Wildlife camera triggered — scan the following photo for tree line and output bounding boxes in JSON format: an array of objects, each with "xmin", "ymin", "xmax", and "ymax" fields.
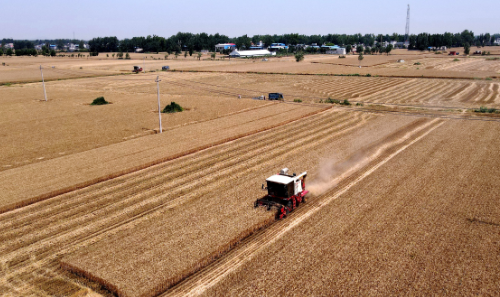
[{"xmin": 3, "ymin": 30, "xmax": 499, "ymax": 56}]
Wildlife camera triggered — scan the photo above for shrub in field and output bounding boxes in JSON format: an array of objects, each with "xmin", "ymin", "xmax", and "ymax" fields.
[
  {"xmin": 162, "ymin": 102, "xmax": 183, "ymax": 113},
  {"xmin": 356, "ymin": 102, "xmax": 364, "ymax": 106},
  {"xmin": 414, "ymin": 62, "xmax": 421, "ymax": 65},
  {"xmin": 366, "ymin": 74, "xmax": 371, "ymax": 77},
  {"xmin": 325, "ymin": 98, "xmax": 340, "ymax": 104},
  {"xmin": 294, "ymin": 52, "xmax": 304, "ymax": 62},
  {"xmin": 338, "ymin": 55, "xmax": 346, "ymax": 58},
  {"xmin": 453, "ymin": 58, "xmax": 459, "ymax": 61},
  {"xmin": 90, "ymin": 97, "xmax": 109, "ymax": 105},
  {"xmin": 293, "ymin": 99, "xmax": 302, "ymax": 102},
  {"xmin": 340, "ymin": 99, "xmax": 351, "ymax": 105},
  {"xmin": 125, "ymin": 53, "xmax": 130, "ymax": 59},
  {"xmin": 474, "ymin": 106, "xmax": 497, "ymax": 113}
]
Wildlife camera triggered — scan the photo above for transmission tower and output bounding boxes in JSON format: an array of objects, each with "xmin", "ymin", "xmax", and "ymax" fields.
[{"xmin": 405, "ymin": 4, "xmax": 410, "ymax": 43}]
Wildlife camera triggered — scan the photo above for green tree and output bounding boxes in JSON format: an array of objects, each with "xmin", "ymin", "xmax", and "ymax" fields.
[
  {"xmin": 189, "ymin": 48, "xmax": 193, "ymax": 56},
  {"xmin": 197, "ymin": 52, "xmax": 202, "ymax": 60},
  {"xmin": 345, "ymin": 44, "xmax": 352, "ymax": 54},
  {"xmin": 6, "ymin": 48, "xmax": 13, "ymax": 56},
  {"xmin": 356, "ymin": 44, "xmax": 364, "ymax": 54},
  {"xmin": 79, "ymin": 40, "xmax": 84, "ymax": 50},
  {"xmin": 464, "ymin": 42, "xmax": 470, "ymax": 55},
  {"xmin": 294, "ymin": 52, "xmax": 304, "ymax": 62},
  {"xmin": 358, "ymin": 53, "xmax": 364, "ymax": 66},
  {"xmin": 210, "ymin": 52, "xmax": 216, "ymax": 60},
  {"xmin": 184, "ymin": 51, "xmax": 188, "ymax": 58},
  {"xmin": 370, "ymin": 47, "xmax": 377, "ymax": 55},
  {"xmin": 385, "ymin": 44, "xmax": 393, "ymax": 55},
  {"xmin": 175, "ymin": 52, "xmax": 180, "ymax": 59},
  {"xmin": 0, "ymin": 48, "xmax": 3, "ymax": 56},
  {"xmin": 164, "ymin": 54, "xmax": 169, "ymax": 60},
  {"xmin": 112, "ymin": 53, "xmax": 115, "ymax": 58},
  {"xmin": 125, "ymin": 53, "xmax": 130, "ymax": 59},
  {"xmin": 50, "ymin": 49, "xmax": 56, "ymax": 57}
]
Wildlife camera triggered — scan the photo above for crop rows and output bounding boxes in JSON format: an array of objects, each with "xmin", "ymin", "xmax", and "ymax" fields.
[
  {"xmin": 163, "ymin": 118, "xmax": 447, "ymax": 297},
  {"xmin": 294, "ymin": 76, "xmax": 500, "ymax": 107},
  {"xmin": 0, "ymin": 108, "xmax": 373, "ymax": 296},
  {"xmin": 193, "ymin": 119, "xmax": 500, "ymax": 297},
  {"xmin": 295, "ymin": 77, "xmax": 407, "ymax": 99}
]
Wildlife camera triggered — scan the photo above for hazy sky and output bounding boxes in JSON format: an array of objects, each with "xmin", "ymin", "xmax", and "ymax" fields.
[{"xmin": 2, "ymin": 0, "xmax": 499, "ymax": 40}]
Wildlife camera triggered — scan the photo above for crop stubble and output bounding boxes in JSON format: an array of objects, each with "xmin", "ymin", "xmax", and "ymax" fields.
[{"xmin": 184, "ymin": 119, "xmax": 500, "ymax": 297}]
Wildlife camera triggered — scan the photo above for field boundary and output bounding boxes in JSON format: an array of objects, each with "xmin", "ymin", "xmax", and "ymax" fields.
[{"xmin": 0, "ymin": 106, "xmax": 329, "ymax": 215}]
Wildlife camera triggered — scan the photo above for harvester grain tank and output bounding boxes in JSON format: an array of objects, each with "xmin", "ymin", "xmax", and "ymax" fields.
[{"xmin": 255, "ymin": 168, "xmax": 308, "ymax": 219}]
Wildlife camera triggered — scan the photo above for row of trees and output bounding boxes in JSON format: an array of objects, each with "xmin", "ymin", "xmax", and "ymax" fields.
[{"xmin": 87, "ymin": 30, "xmax": 498, "ymax": 54}]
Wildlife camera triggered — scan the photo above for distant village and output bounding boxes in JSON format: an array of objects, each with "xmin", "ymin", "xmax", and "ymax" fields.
[{"xmin": 217, "ymin": 40, "xmax": 411, "ymax": 57}]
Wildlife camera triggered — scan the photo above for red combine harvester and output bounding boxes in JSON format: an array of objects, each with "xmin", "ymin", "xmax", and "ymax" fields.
[
  {"xmin": 133, "ymin": 66, "xmax": 143, "ymax": 73},
  {"xmin": 254, "ymin": 168, "xmax": 308, "ymax": 219}
]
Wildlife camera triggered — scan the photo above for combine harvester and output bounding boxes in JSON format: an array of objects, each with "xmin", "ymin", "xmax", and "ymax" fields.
[{"xmin": 255, "ymin": 168, "xmax": 308, "ymax": 219}]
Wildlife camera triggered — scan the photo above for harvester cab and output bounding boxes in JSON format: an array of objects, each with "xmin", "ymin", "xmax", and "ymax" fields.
[
  {"xmin": 255, "ymin": 168, "xmax": 308, "ymax": 220},
  {"xmin": 133, "ymin": 66, "xmax": 143, "ymax": 73}
]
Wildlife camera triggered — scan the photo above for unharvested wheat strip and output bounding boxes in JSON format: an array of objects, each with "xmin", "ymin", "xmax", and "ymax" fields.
[
  {"xmin": 0, "ymin": 109, "xmax": 339, "ymax": 239},
  {"xmin": 0, "ymin": 103, "xmax": 322, "ymax": 214},
  {"xmin": 1, "ymin": 112, "xmax": 368, "ymax": 262},
  {"xmin": 3, "ymin": 114, "xmax": 368, "ymax": 262},
  {"xmin": 163, "ymin": 119, "xmax": 446, "ymax": 297},
  {"xmin": 0, "ymin": 112, "xmax": 356, "ymax": 253}
]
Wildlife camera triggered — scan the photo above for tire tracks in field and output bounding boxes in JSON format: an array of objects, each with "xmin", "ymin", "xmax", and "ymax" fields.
[{"xmin": 162, "ymin": 118, "xmax": 446, "ymax": 297}]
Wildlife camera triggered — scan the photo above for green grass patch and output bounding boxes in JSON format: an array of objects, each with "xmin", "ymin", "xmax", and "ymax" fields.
[
  {"xmin": 90, "ymin": 96, "xmax": 109, "ymax": 105},
  {"xmin": 293, "ymin": 99, "xmax": 302, "ymax": 103},
  {"xmin": 474, "ymin": 106, "xmax": 497, "ymax": 113},
  {"xmin": 356, "ymin": 102, "xmax": 364, "ymax": 106},
  {"xmin": 486, "ymin": 57, "xmax": 499, "ymax": 61},
  {"xmin": 453, "ymin": 58, "xmax": 459, "ymax": 61},
  {"xmin": 162, "ymin": 101, "xmax": 184, "ymax": 113}
]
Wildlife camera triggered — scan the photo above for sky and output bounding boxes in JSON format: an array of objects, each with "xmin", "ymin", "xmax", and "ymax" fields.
[{"xmin": 1, "ymin": 0, "xmax": 499, "ymax": 40}]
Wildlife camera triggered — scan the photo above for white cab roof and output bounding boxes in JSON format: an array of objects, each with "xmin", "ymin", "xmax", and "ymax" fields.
[{"xmin": 266, "ymin": 174, "xmax": 294, "ymax": 185}]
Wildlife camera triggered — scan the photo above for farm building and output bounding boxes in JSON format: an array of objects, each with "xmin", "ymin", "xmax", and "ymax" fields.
[
  {"xmin": 215, "ymin": 43, "xmax": 236, "ymax": 52},
  {"xmin": 326, "ymin": 48, "xmax": 347, "ymax": 55},
  {"xmin": 229, "ymin": 49, "xmax": 275, "ymax": 57},
  {"xmin": 494, "ymin": 38, "xmax": 500, "ymax": 45},
  {"xmin": 267, "ymin": 43, "xmax": 288, "ymax": 51}
]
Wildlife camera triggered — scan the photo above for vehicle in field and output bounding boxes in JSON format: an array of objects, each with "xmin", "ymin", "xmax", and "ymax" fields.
[
  {"xmin": 254, "ymin": 168, "xmax": 308, "ymax": 219},
  {"xmin": 268, "ymin": 93, "xmax": 284, "ymax": 100},
  {"xmin": 133, "ymin": 66, "xmax": 143, "ymax": 73},
  {"xmin": 449, "ymin": 51, "xmax": 460, "ymax": 56},
  {"xmin": 162, "ymin": 66, "xmax": 170, "ymax": 71}
]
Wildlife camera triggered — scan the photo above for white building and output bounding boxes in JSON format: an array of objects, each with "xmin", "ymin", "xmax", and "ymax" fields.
[
  {"xmin": 215, "ymin": 43, "xmax": 236, "ymax": 51},
  {"xmin": 326, "ymin": 48, "xmax": 347, "ymax": 55},
  {"xmin": 229, "ymin": 49, "xmax": 275, "ymax": 57},
  {"xmin": 494, "ymin": 38, "xmax": 500, "ymax": 45}
]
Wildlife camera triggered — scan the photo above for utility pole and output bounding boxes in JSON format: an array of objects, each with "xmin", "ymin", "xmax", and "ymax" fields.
[
  {"xmin": 405, "ymin": 4, "xmax": 410, "ymax": 45},
  {"xmin": 40, "ymin": 65, "xmax": 47, "ymax": 101},
  {"xmin": 156, "ymin": 76, "xmax": 162, "ymax": 133}
]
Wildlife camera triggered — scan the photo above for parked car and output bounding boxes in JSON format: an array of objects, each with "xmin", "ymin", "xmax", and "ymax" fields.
[{"xmin": 162, "ymin": 66, "xmax": 170, "ymax": 71}]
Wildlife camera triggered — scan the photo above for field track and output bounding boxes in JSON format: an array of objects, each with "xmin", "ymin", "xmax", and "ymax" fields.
[{"xmin": 162, "ymin": 118, "xmax": 446, "ymax": 297}]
